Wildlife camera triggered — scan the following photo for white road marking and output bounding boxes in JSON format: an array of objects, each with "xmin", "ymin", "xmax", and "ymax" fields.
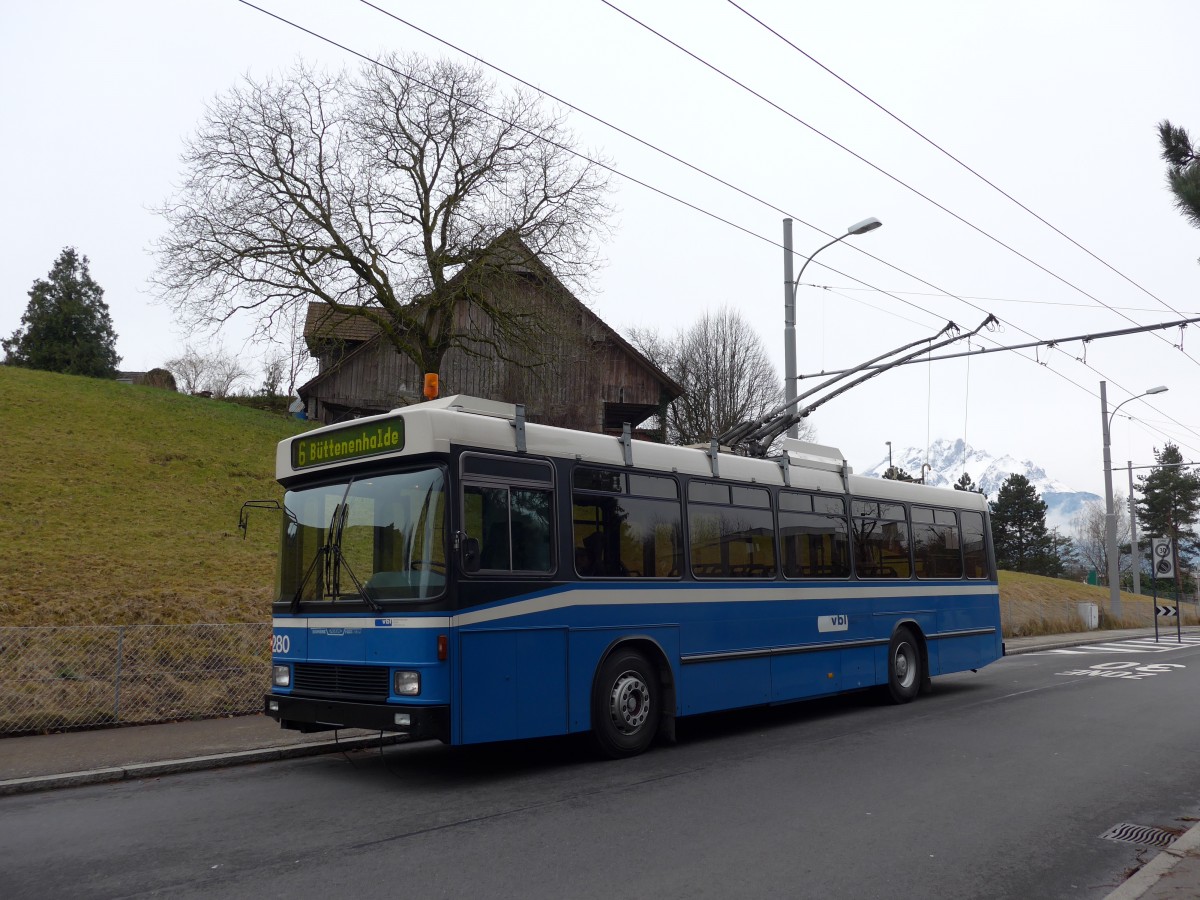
[{"xmin": 1037, "ymin": 634, "xmax": 1200, "ymax": 656}]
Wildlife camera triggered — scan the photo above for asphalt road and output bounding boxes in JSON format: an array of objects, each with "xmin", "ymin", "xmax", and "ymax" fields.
[{"xmin": 3, "ymin": 635, "xmax": 1199, "ymax": 900}]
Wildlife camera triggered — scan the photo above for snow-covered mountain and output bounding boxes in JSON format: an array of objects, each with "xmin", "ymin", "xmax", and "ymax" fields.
[{"xmin": 861, "ymin": 438, "xmax": 1100, "ymax": 531}]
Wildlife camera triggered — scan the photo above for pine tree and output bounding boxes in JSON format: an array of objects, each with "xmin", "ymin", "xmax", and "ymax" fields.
[
  {"xmin": 953, "ymin": 472, "xmax": 981, "ymax": 494},
  {"xmin": 1135, "ymin": 443, "xmax": 1200, "ymax": 596},
  {"xmin": 3, "ymin": 248, "xmax": 120, "ymax": 377},
  {"xmin": 1158, "ymin": 120, "xmax": 1200, "ymax": 232},
  {"xmin": 1049, "ymin": 528, "xmax": 1078, "ymax": 577},
  {"xmin": 990, "ymin": 473, "xmax": 1059, "ymax": 575}
]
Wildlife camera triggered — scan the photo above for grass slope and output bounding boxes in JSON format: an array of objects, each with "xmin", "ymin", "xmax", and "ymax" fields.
[
  {"xmin": 999, "ymin": 570, "xmax": 1197, "ymax": 634},
  {"xmin": 1, "ymin": 366, "xmax": 308, "ymax": 626}
]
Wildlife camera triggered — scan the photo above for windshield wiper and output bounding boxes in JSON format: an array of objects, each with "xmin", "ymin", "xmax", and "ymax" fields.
[
  {"xmin": 326, "ymin": 502, "xmax": 382, "ymax": 611},
  {"xmin": 290, "ymin": 500, "xmax": 381, "ymax": 613},
  {"xmin": 290, "ymin": 541, "xmax": 328, "ymax": 614},
  {"xmin": 328, "ymin": 550, "xmax": 382, "ymax": 612}
]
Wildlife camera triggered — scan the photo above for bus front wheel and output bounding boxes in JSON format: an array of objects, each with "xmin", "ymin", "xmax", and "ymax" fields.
[
  {"xmin": 885, "ymin": 627, "xmax": 922, "ymax": 704},
  {"xmin": 591, "ymin": 649, "xmax": 659, "ymax": 758}
]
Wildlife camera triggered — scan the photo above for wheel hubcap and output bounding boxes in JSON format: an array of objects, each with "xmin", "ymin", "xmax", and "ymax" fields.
[
  {"xmin": 895, "ymin": 643, "xmax": 916, "ymax": 689},
  {"xmin": 609, "ymin": 671, "xmax": 650, "ymax": 734}
]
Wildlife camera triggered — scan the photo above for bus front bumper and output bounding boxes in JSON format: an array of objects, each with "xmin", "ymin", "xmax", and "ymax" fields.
[{"xmin": 264, "ymin": 693, "xmax": 449, "ymax": 742}]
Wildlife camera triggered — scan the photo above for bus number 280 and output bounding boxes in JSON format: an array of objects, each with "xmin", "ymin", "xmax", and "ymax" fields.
[{"xmin": 271, "ymin": 634, "xmax": 291, "ymax": 654}]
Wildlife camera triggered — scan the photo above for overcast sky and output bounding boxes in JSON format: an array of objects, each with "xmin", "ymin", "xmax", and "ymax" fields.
[{"xmin": 4, "ymin": 0, "xmax": 1199, "ymax": 497}]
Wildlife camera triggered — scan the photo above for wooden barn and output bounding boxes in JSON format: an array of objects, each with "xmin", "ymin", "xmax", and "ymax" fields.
[{"xmin": 297, "ymin": 250, "xmax": 682, "ymax": 437}]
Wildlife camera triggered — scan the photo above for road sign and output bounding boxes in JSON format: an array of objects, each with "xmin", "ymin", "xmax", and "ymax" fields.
[
  {"xmin": 1156, "ymin": 604, "xmax": 1178, "ymax": 618},
  {"xmin": 1152, "ymin": 538, "xmax": 1175, "ymax": 579}
]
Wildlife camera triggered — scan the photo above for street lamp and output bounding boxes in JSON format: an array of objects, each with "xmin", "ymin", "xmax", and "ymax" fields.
[
  {"xmin": 783, "ymin": 217, "xmax": 883, "ymax": 438},
  {"xmin": 1101, "ymin": 381, "xmax": 1167, "ymax": 618},
  {"xmin": 886, "ymin": 440, "xmax": 893, "ymax": 469}
]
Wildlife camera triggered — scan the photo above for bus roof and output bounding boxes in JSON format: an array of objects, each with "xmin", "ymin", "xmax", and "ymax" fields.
[{"xmin": 277, "ymin": 395, "xmax": 988, "ymax": 512}]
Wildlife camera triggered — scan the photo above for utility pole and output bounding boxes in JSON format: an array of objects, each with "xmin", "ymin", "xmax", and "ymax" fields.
[
  {"xmin": 1101, "ymin": 382, "xmax": 1121, "ymax": 618},
  {"xmin": 783, "ymin": 219, "xmax": 796, "ymax": 439},
  {"xmin": 1128, "ymin": 460, "xmax": 1141, "ymax": 598}
]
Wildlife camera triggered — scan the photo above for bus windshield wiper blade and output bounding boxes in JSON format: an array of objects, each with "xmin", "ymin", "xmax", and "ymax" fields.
[
  {"xmin": 330, "ymin": 549, "xmax": 382, "ymax": 612},
  {"xmin": 290, "ymin": 543, "xmax": 327, "ymax": 614},
  {"xmin": 291, "ymin": 501, "xmax": 346, "ymax": 612}
]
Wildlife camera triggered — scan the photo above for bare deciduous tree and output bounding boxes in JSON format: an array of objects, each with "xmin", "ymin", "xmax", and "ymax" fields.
[
  {"xmin": 270, "ymin": 302, "xmax": 314, "ymax": 398},
  {"xmin": 1071, "ymin": 496, "xmax": 1130, "ymax": 580},
  {"xmin": 629, "ymin": 307, "xmax": 813, "ymax": 446},
  {"xmin": 167, "ymin": 345, "xmax": 249, "ymax": 398},
  {"xmin": 153, "ymin": 54, "xmax": 612, "ymax": 382},
  {"xmin": 206, "ymin": 353, "xmax": 249, "ymax": 399},
  {"xmin": 166, "ymin": 347, "xmax": 208, "ymax": 395}
]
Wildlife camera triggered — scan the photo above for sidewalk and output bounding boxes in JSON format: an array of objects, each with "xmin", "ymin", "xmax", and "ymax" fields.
[
  {"xmin": 1, "ymin": 626, "xmax": 1197, "ymax": 899},
  {"xmin": 0, "ymin": 716, "xmax": 397, "ymax": 794}
]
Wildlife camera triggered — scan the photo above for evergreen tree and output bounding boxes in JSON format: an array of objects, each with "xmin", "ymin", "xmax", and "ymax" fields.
[
  {"xmin": 990, "ymin": 473, "xmax": 1059, "ymax": 575},
  {"xmin": 1135, "ymin": 443, "xmax": 1200, "ymax": 596},
  {"xmin": 1049, "ymin": 528, "xmax": 1078, "ymax": 577},
  {"xmin": 953, "ymin": 472, "xmax": 982, "ymax": 494},
  {"xmin": 143, "ymin": 368, "xmax": 177, "ymax": 391},
  {"xmin": 3, "ymin": 248, "xmax": 120, "ymax": 377},
  {"xmin": 1158, "ymin": 120, "xmax": 1200, "ymax": 233},
  {"xmin": 882, "ymin": 465, "xmax": 915, "ymax": 482}
]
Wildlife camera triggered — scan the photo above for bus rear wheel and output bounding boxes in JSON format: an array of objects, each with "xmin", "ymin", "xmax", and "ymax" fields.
[
  {"xmin": 591, "ymin": 649, "xmax": 659, "ymax": 758},
  {"xmin": 885, "ymin": 627, "xmax": 922, "ymax": 704}
]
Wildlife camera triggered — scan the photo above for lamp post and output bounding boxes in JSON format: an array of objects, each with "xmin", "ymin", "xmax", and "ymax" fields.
[
  {"xmin": 1101, "ymin": 381, "xmax": 1167, "ymax": 618},
  {"xmin": 783, "ymin": 217, "xmax": 882, "ymax": 438},
  {"xmin": 886, "ymin": 440, "xmax": 893, "ymax": 469}
]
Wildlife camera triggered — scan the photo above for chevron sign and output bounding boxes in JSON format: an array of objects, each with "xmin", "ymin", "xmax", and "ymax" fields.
[{"xmin": 1155, "ymin": 604, "xmax": 1178, "ymax": 618}]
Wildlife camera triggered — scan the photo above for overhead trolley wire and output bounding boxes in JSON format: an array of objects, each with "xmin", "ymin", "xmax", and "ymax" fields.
[
  {"xmin": 351, "ymin": 0, "xmax": 963, "ymax": 327},
  {"xmin": 725, "ymin": 0, "xmax": 1197, "ymax": 325},
  {"xmin": 348, "ymin": 1, "xmax": 1096, "ymax": 351},
  {"xmin": 601, "ymin": 0, "xmax": 1200, "ymax": 369},
  {"xmin": 235, "ymin": 0, "xmax": 1200, "ymax": 454},
  {"xmin": 804, "ymin": 285, "xmax": 1200, "ymax": 316},
  {"xmin": 359, "ymin": 0, "xmax": 1200, "ymax": 394},
  {"xmin": 797, "ymin": 316, "xmax": 1200, "ymax": 376}
]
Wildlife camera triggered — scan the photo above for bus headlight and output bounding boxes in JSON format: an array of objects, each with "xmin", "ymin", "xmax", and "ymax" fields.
[
  {"xmin": 394, "ymin": 670, "xmax": 421, "ymax": 696},
  {"xmin": 272, "ymin": 665, "xmax": 291, "ymax": 687}
]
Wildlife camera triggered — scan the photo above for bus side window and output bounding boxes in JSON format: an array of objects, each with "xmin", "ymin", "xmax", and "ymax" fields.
[
  {"xmin": 464, "ymin": 483, "xmax": 553, "ymax": 573},
  {"xmin": 912, "ymin": 506, "xmax": 963, "ymax": 579},
  {"xmin": 511, "ymin": 488, "xmax": 552, "ymax": 572},
  {"xmin": 687, "ymin": 482, "xmax": 775, "ymax": 579},
  {"xmin": 852, "ymin": 500, "xmax": 911, "ymax": 578},
  {"xmin": 464, "ymin": 486, "xmax": 511, "ymax": 570},
  {"xmin": 572, "ymin": 467, "xmax": 682, "ymax": 578},
  {"xmin": 961, "ymin": 511, "xmax": 988, "ymax": 578}
]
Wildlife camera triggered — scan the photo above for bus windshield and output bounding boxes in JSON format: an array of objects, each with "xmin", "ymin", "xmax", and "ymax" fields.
[{"xmin": 279, "ymin": 468, "xmax": 448, "ymax": 604}]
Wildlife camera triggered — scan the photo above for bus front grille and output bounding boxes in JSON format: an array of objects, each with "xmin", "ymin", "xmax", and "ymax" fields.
[{"xmin": 292, "ymin": 663, "xmax": 390, "ymax": 701}]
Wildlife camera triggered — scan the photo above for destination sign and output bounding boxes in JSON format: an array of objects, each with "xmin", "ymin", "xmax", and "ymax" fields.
[{"xmin": 291, "ymin": 418, "xmax": 404, "ymax": 469}]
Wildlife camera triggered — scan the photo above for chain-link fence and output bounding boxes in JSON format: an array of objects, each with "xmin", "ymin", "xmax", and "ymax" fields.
[{"xmin": 0, "ymin": 624, "xmax": 271, "ymax": 736}]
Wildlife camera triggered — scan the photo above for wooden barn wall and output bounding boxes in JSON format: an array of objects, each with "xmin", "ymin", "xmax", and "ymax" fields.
[{"xmin": 308, "ymin": 277, "xmax": 670, "ymax": 432}]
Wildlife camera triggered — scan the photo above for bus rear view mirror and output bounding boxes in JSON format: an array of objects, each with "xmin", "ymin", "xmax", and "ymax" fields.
[{"xmin": 461, "ymin": 536, "xmax": 481, "ymax": 573}]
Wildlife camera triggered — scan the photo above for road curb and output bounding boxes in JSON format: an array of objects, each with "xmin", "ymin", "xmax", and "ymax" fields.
[
  {"xmin": 0, "ymin": 733, "xmax": 399, "ymax": 797},
  {"xmin": 1104, "ymin": 819, "xmax": 1200, "ymax": 900}
]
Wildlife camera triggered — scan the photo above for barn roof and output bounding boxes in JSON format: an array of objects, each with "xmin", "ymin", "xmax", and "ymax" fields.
[{"xmin": 300, "ymin": 240, "xmax": 683, "ymax": 402}]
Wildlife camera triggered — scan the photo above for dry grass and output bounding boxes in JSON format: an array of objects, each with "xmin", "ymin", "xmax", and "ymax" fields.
[
  {"xmin": 0, "ymin": 366, "xmax": 309, "ymax": 626},
  {"xmin": 0, "ymin": 623, "xmax": 269, "ymax": 734},
  {"xmin": 999, "ymin": 570, "xmax": 1199, "ymax": 636}
]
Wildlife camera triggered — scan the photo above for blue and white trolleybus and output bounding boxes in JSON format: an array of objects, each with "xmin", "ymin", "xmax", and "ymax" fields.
[{"xmin": 264, "ymin": 395, "xmax": 1001, "ymax": 757}]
